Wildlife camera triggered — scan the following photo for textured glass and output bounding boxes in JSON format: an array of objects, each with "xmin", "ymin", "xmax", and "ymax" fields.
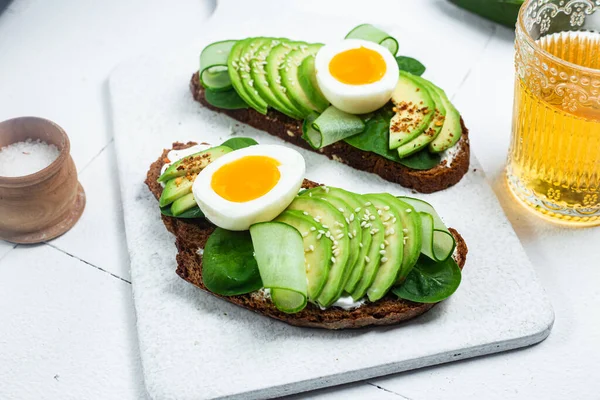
[{"xmin": 507, "ymin": 0, "xmax": 600, "ymax": 225}]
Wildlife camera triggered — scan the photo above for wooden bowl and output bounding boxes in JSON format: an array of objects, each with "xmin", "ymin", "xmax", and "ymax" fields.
[{"xmin": 0, "ymin": 117, "xmax": 86, "ymax": 243}]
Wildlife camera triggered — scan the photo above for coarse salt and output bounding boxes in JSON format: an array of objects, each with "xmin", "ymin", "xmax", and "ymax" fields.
[{"xmin": 0, "ymin": 139, "xmax": 60, "ymax": 177}]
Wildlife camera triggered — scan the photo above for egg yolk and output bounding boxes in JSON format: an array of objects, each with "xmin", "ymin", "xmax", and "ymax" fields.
[
  {"xmin": 211, "ymin": 155, "xmax": 281, "ymax": 202},
  {"xmin": 329, "ymin": 46, "xmax": 387, "ymax": 85}
]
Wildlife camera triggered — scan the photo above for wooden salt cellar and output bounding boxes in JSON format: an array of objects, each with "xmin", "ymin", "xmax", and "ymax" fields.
[{"xmin": 0, "ymin": 117, "xmax": 86, "ymax": 243}]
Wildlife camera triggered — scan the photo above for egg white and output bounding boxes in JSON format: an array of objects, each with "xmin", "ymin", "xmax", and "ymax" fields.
[
  {"xmin": 192, "ymin": 145, "xmax": 305, "ymax": 231},
  {"xmin": 315, "ymin": 39, "xmax": 399, "ymax": 114}
]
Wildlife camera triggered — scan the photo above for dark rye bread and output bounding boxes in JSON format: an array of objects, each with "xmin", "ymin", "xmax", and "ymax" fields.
[
  {"xmin": 145, "ymin": 142, "xmax": 468, "ymax": 329},
  {"xmin": 190, "ymin": 72, "xmax": 470, "ymax": 194}
]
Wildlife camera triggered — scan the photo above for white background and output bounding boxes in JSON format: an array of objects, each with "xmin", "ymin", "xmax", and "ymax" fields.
[{"xmin": 0, "ymin": 0, "xmax": 598, "ymax": 399}]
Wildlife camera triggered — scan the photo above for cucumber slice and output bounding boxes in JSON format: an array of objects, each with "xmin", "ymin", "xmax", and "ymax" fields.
[
  {"xmin": 428, "ymin": 84, "xmax": 462, "ymax": 153},
  {"xmin": 299, "ymin": 54, "xmax": 330, "ymax": 112},
  {"xmin": 199, "ymin": 40, "xmax": 237, "ymax": 91},
  {"xmin": 397, "ymin": 75, "xmax": 447, "ymax": 158},
  {"xmin": 204, "ymin": 87, "xmax": 248, "ymax": 110},
  {"xmin": 228, "ymin": 38, "xmax": 268, "ymax": 114},
  {"xmin": 158, "ymin": 145, "xmax": 232, "ymax": 183},
  {"xmin": 363, "ymin": 194, "xmax": 405, "ymax": 302},
  {"xmin": 345, "ymin": 23, "xmax": 399, "ymax": 55},
  {"xmin": 398, "ymin": 197, "xmax": 456, "ymax": 262},
  {"xmin": 389, "ymin": 71, "xmax": 435, "ymax": 149},
  {"xmin": 159, "ymin": 177, "xmax": 193, "ymax": 207},
  {"xmin": 281, "ymin": 43, "xmax": 327, "ymax": 114},
  {"xmin": 265, "ymin": 41, "xmax": 307, "ymax": 118},
  {"xmin": 274, "ymin": 210, "xmax": 332, "ymax": 300},
  {"xmin": 302, "ymin": 107, "xmax": 365, "ymax": 149},
  {"xmin": 249, "ymin": 221, "xmax": 308, "ymax": 314},
  {"xmin": 250, "ymin": 38, "xmax": 302, "ymax": 118},
  {"xmin": 286, "ymin": 196, "xmax": 351, "ymax": 308},
  {"xmin": 171, "ymin": 192, "xmax": 197, "ymax": 216}
]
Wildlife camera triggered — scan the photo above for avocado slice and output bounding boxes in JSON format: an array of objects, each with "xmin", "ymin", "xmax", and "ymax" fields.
[
  {"xmin": 159, "ymin": 177, "xmax": 193, "ymax": 207},
  {"xmin": 362, "ymin": 194, "xmax": 405, "ymax": 302},
  {"xmin": 280, "ymin": 43, "xmax": 328, "ymax": 115},
  {"xmin": 171, "ymin": 192, "xmax": 198, "ymax": 216},
  {"xmin": 228, "ymin": 38, "xmax": 268, "ymax": 114},
  {"xmin": 265, "ymin": 41, "xmax": 307, "ymax": 119},
  {"xmin": 250, "ymin": 39, "xmax": 301, "ymax": 119},
  {"xmin": 397, "ymin": 76, "xmax": 447, "ymax": 158},
  {"xmin": 299, "ymin": 187, "xmax": 363, "ymax": 295},
  {"xmin": 286, "ymin": 196, "xmax": 350, "ymax": 307},
  {"xmin": 389, "ymin": 71, "xmax": 435, "ymax": 149},
  {"xmin": 158, "ymin": 145, "xmax": 232, "ymax": 183},
  {"xmin": 428, "ymin": 84, "xmax": 462, "ymax": 153},
  {"xmin": 349, "ymin": 194, "xmax": 386, "ymax": 301},
  {"xmin": 300, "ymin": 186, "xmax": 371, "ymax": 295},
  {"xmin": 275, "ymin": 210, "xmax": 332, "ymax": 300},
  {"xmin": 238, "ymin": 37, "xmax": 272, "ymax": 113},
  {"xmin": 298, "ymin": 54, "xmax": 330, "ymax": 113},
  {"xmin": 385, "ymin": 195, "xmax": 423, "ymax": 282}
]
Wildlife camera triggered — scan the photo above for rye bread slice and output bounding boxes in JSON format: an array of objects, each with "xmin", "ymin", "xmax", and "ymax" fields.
[
  {"xmin": 190, "ymin": 72, "xmax": 470, "ymax": 194},
  {"xmin": 145, "ymin": 142, "xmax": 468, "ymax": 329}
]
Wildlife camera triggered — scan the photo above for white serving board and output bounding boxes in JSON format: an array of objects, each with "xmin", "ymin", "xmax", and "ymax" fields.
[{"xmin": 109, "ymin": 1, "xmax": 554, "ymax": 399}]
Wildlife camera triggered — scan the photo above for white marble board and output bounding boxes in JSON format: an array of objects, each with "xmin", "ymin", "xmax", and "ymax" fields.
[{"xmin": 108, "ymin": 2, "xmax": 554, "ymax": 399}]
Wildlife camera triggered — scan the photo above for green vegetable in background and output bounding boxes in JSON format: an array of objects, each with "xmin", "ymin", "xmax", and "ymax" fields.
[
  {"xmin": 220, "ymin": 137, "xmax": 258, "ymax": 150},
  {"xmin": 202, "ymin": 228, "xmax": 263, "ymax": 296},
  {"xmin": 449, "ymin": 0, "xmax": 524, "ymax": 27},
  {"xmin": 395, "ymin": 56, "xmax": 426, "ymax": 76}
]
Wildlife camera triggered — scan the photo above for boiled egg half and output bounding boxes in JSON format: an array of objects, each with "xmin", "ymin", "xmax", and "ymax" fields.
[
  {"xmin": 315, "ymin": 39, "xmax": 399, "ymax": 114},
  {"xmin": 192, "ymin": 145, "xmax": 305, "ymax": 231}
]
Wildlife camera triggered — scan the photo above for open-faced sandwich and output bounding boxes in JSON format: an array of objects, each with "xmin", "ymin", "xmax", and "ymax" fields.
[
  {"xmin": 190, "ymin": 24, "xmax": 470, "ymax": 193},
  {"xmin": 146, "ymin": 138, "xmax": 468, "ymax": 329}
]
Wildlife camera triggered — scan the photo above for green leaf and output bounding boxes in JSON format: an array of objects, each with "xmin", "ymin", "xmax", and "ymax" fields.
[
  {"xmin": 202, "ymin": 228, "xmax": 263, "ymax": 296},
  {"xmin": 344, "ymin": 106, "xmax": 441, "ymax": 170},
  {"xmin": 204, "ymin": 87, "xmax": 248, "ymax": 110},
  {"xmin": 392, "ymin": 254, "xmax": 462, "ymax": 303},
  {"xmin": 160, "ymin": 205, "xmax": 205, "ymax": 219},
  {"xmin": 220, "ymin": 137, "xmax": 258, "ymax": 150},
  {"xmin": 449, "ymin": 0, "xmax": 523, "ymax": 27},
  {"xmin": 396, "ymin": 56, "xmax": 426, "ymax": 76}
]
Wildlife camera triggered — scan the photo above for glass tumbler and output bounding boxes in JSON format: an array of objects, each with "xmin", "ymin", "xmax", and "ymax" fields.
[{"xmin": 507, "ymin": 0, "xmax": 600, "ymax": 226}]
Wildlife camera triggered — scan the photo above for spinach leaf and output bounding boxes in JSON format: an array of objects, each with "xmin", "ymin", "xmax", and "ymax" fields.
[
  {"xmin": 396, "ymin": 56, "xmax": 426, "ymax": 76},
  {"xmin": 392, "ymin": 254, "xmax": 461, "ymax": 303},
  {"xmin": 220, "ymin": 137, "xmax": 258, "ymax": 150},
  {"xmin": 204, "ymin": 87, "xmax": 248, "ymax": 110},
  {"xmin": 344, "ymin": 106, "xmax": 441, "ymax": 170},
  {"xmin": 202, "ymin": 228, "xmax": 263, "ymax": 296},
  {"xmin": 160, "ymin": 205, "xmax": 205, "ymax": 219}
]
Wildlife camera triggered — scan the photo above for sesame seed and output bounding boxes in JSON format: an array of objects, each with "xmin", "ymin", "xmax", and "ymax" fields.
[
  {"xmin": 335, "ymin": 229, "xmax": 342, "ymax": 233},
  {"xmin": 381, "ymin": 257, "xmax": 388, "ymax": 263},
  {"xmin": 377, "ymin": 210, "xmax": 383, "ymax": 216},
  {"xmin": 383, "ymin": 206, "xmax": 390, "ymax": 211},
  {"xmin": 380, "ymin": 244, "xmax": 385, "ymax": 249},
  {"xmin": 317, "ymin": 233, "xmax": 323, "ymax": 239},
  {"xmin": 365, "ymin": 223, "xmax": 372, "ymax": 229},
  {"xmin": 324, "ymin": 187, "xmax": 330, "ymax": 193},
  {"xmin": 335, "ymin": 221, "xmax": 344, "ymax": 227},
  {"xmin": 348, "ymin": 232, "xmax": 353, "ymax": 239},
  {"xmin": 333, "ymin": 249, "xmax": 340, "ymax": 256},
  {"xmin": 318, "ymin": 230, "xmax": 325, "ymax": 234},
  {"xmin": 352, "ymin": 230, "xmax": 357, "ymax": 236},
  {"xmin": 331, "ymin": 257, "xmax": 336, "ymax": 264},
  {"xmin": 334, "ymin": 240, "xmax": 338, "ymax": 245},
  {"xmin": 325, "ymin": 231, "xmax": 331, "ymax": 238},
  {"xmin": 379, "ymin": 250, "xmax": 387, "ymax": 255},
  {"xmin": 369, "ymin": 215, "xmax": 376, "ymax": 221},
  {"xmin": 303, "ymin": 211, "xmax": 309, "ymax": 216},
  {"xmin": 322, "ymin": 224, "xmax": 328, "ymax": 229},
  {"xmin": 310, "ymin": 227, "xmax": 316, "ymax": 231},
  {"xmin": 360, "ymin": 221, "xmax": 367, "ymax": 228},
  {"xmin": 336, "ymin": 233, "xmax": 344, "ymax": 239},
  {"xmin": 349, "ymin": 214, "xmax": 355, "ymax": 222},
  {"xmin": 345, "ymin": 217, "xmax": 350, "ymax": 224},
  {"xmin": 308, "ymin": 192, "xmax": 313, "ymax": 197},
  {"xmin": 365, "ymin": 202, "xmax": 372, "ymax": 206},
  {"xmin": 385, "ymin": 228, "xmax": 396, "ymax": 236},
  {"xmin": 384, "ymin": 240, "xmax": 390, "ymax": 246},
  {"xmin": 392, "ymin": 217, "xmax": 397, "ymax": 223},
  {"xmin": 302, "ymin": 232, "xmax": 308, "ymax": 237},
  {"xmin": 354, "ymin": 207, "xmax": 361, "ymax": 213},
  {"xmin": 309, "ymin": 245, "xmax": 314, "ymax": 251},
  {"xmin": 406, "ymin": 209, "xmax": 412, "ymax": 213},
  {"xmin": 403, "ymin": 228, "xmax": 409, "ymax": 233},
  {"xmin": 359, "ymin": 242, "xmax": 363, "ymax": 248},
  {"xmin": 338, "ymin": 207, "xmax": 344, "ymax": 213},
  {"xmin": 365, "ymin": 256, "xmax": 371, "ymax": 263}
]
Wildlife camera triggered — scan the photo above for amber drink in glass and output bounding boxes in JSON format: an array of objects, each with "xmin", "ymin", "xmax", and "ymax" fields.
[{"xmin": 508, "ymin": 0, "xmax": 600, "ymax": 225}]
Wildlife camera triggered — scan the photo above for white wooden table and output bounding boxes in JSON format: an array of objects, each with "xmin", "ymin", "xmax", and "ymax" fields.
[{"xmin": 0, "ymin": 1, "xmax": 598, "ymax": 399}]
